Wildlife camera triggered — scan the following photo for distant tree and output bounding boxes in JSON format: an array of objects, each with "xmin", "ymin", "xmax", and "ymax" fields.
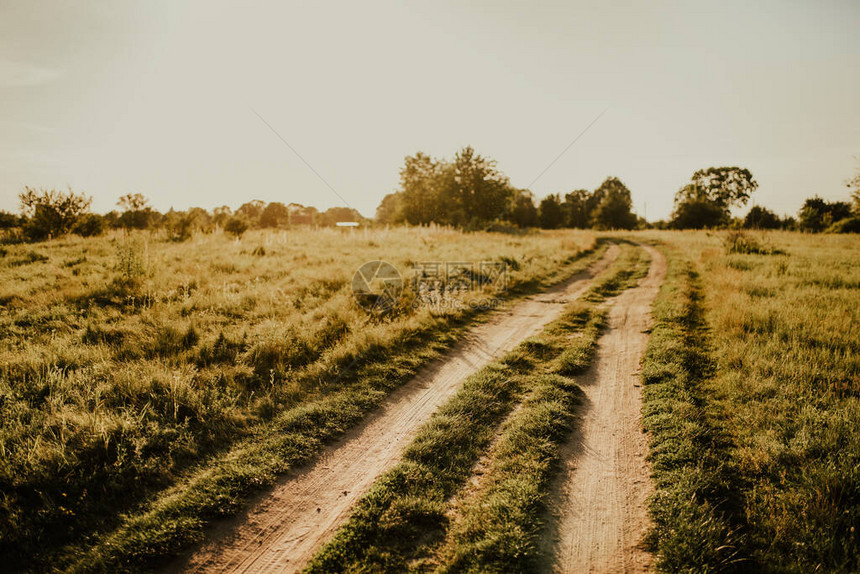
[
  {"xmin": 780, "ymin": 215, "xmax": 797, "ymax": 231},
  {"xmin": 799, "ymin": 197, "xmax": 852, "ymax": 232},
  {"xmin": 670, "ymin": 167, "xmax": 757, "ymax": 229},
  {"xmin": 0, "ymin": 210, "xmax": 21, "ymax": 229},
  {"xmin": 117, "ymin": 193, "xmax": 149, "ymax": 212},
  {"xmin": 848, "ymin": 163, "xmax": 860, "ymax": 214},
  {"xmin": 394, "ymin": 147, "xmax": 515, "ymax": 227},
  {"xmin": 690, "ymin": 167, "xmax": 758, "ymax": 210},
  {"xmin": 375, "ymin": 193, "xmax": 405, "ymax": 224},
  {"xmin": 259, "ymin": 202, "xmax": 290, "ymax": 228},
  {"xmin": 318, "ymin": 207, "xmax": 364, "ymax": 227},
  {"xmin": 453, "ymin": 146, "xmax": 512, "ymax": 225},
  {"xmin": 670, "ymin": 184, "xmax": 727, "ymax": 229},
  {"xmin": 161, "ymin": 209, "xmax": 193, "ymax": 242},
  {"xmin": 744, "ymin": 205, "xmax": 781, "ymax": 229},
  {"xmin": 287, "ymin": 203, "xmax": 317, "ymax": 225},
  {"xmin": 102, "ymin": 210, "xmax": 121, "ymax": 229},
  {"xmin": 539, "ymin": 194, "xmax": 565, "ymax": 229},
  {"xmin": 184, "ymin": 207, "xmax": 211, "ymax": 232},
  {"xmin": 399, "ymin": 152, "xmax": 451, "ymax": 225},
  {"xmin": 19, "ymin": 187, "xmax": 92, "ymax": 240},
  {"xmin": 224, "ymin": 216, "xmax": 249, "ymax": 238},
  {"xmin": 212, "ymin": 206, "xmax": 232, "ymax": 227},
  {"xmin": 591, "ymin": 177, "xmax": 637, "ymax": 230},
  {"xmin": 562, "ymin": 189, "xmax": 591, "ymax": 228},
  {"xmin": 117, "ymin": 193, "xmax": 154, "ymax": 229},
  {"xmin": 72, "ymin": 213, "xmax": 105, "ymax": 237},
  {"xmin": 236, "ymin": 200, "xmax": 266, "ymax": 225},
  {"xmin": 507, "ymin": 189, "xmax": 538, "ymax": 227}
]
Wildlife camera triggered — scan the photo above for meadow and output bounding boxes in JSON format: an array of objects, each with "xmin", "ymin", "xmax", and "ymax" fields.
[
  {"xmin": 640, "ymin": 230, "xmax": 860, "ymax": 573},
  {"xmin": 2, "ymin": 226, "xmax": 859, "ymax": 573},
  {"xmin": 0, "ymin": 226, "xmax": 597, "ymax": 570}
]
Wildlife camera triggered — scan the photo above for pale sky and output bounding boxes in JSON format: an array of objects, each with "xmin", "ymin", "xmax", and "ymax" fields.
[{"xmin": 1, "ymin": 0, "xmax": 858, "ymax": 220}]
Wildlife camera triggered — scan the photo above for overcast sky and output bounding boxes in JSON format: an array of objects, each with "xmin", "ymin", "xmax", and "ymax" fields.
[{"xmin": 1, "ymin": 0, "xmax": 858, "ymax": 220}]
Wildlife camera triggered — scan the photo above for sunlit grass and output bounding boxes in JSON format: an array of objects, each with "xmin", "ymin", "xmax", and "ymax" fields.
[
  {"xmin": 640, "ymin": 230, "xmax": 860, "ymax": 573},
  {"xmin": 0, "ymin": 226, "xmax": 596, "ymax": 570}
]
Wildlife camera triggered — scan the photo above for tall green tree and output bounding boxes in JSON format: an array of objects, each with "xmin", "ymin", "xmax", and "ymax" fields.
[
  {"xmin": 690, "ymin": 166, "xmax": 758, "ymax": 210},
  {"xmin": 671, "ymin": 166, "xmax": 758, "ymax": 229},
  {"xmin": 399, "ymin": 152, "xmax": 446, "ymax": 225},
  {"xmin": 591, "ymin": 177, "xmax": 637, "ymax": 230},
  {"xmin": 453, "ymin": 146, "xmax": 512, "ymax": 225},
  {"xmin": 507, "ymin": 189, "xmax": 538, "ymax": 227},
  {"xmin": 562, "ymin": 189, "xmax": 591, "ymax": 228},
  {"xmin": 375, "ymin": 193, "xmax": 405, "ymax": 224},
  {"xmin": 671, "ymin": 184, "xmax": 727, "ymax": 229},
  {"xmin": 539, "ymin": 194, "xmax": 565, "ymax": 229}
]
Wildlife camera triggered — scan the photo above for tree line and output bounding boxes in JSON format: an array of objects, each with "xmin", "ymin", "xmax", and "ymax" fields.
[
  {"xmin": 661, "ymin": 165, "xmax": 860, "ymax": 232},
  {"xmin": 2, "ymin": 150, "xmax": 858, "ymax": 243},
  {"xmin": 0, "ymin": 189, "xmax": 365, "ymax": 243},
  {"xmin": 377, "ymin": 147, "xmax": 860, "ymax": 233},
  {"xmin": 375, "ymin": 146, "xmax": 640, "ymax": 230}
]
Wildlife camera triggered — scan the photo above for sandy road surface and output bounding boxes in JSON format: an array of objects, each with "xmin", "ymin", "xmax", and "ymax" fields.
[
  {"xmin": 550, "ymin": 244, "xmax": 666, "ymax": 574},
  {"xmin": 167, "ymin": 245, "xmax": 620, "ymax": 574}
]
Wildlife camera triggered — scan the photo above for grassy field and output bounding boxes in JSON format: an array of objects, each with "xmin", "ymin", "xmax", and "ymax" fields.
[
  {"xmin": 2, "ymin": 227, "xmax": 859, "ymax": 573},
  {"xmin": 306, "ymin": 242, "xmax": 649, "ymax": 572},
  {"xmin": 640, "ymin": 230, "xmax": 860, "ymax": 573},
  {"xmin": 0, "ymin": 226, "xmax": 598, "ymax": 571}
]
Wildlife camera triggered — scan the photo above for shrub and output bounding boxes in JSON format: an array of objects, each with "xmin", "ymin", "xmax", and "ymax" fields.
[
  {"xmin": 827, "ymin": 216, "xmax": 860, "ymax": 234},
  {"xmin": 73, "ymin": 213, "xmax": 106, "ymax": 237},
  {"xmin": 224, "ymin": 216, "xmax": 248, "ymax": 238},
  {"xmin": 115, "ymin": 239, "xmax": 148, "ymax": 284},
  {"xmin": 723, "ymin": 230, "xmax": 780, "ymax": 255},
  {"xmin": 743, "ymin": 205, "xmax": 781, "ymax": 229},
  {"xmin": 19, "ymin": 187, "xmax": 92, "ymax": 241},
  {"xmin": 0, "ymin": 210, "xmax": 20, "ymax": 229}
]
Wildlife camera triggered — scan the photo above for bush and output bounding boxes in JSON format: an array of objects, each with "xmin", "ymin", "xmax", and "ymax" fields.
[
  {"xmin": 19, "ymin": 187, "xmax": 92, "ymax": 241},
  {"xmin": 73, "ymin": 213, "xmax": 106, "ymax": 237},
  {"xmin": 826, "ymin": 216, "xmax": 860, "ymax": 233},
  {"xmin": 0, "ymin": 210, "xmax": 21, "ymax": 229},
  {"xmin": 799, "ymin": 197, "xmax": 852, "ymax": 232},
  {"xmin": 743, "ymin": 205, "xmax": 781, "ymax": 229},
  {"xmin": 723, "ymin": 230, "xmax": 781, "ymax": 255},
  {"xmin": 224, "ymin": 216, "xmax": 248, "ymax": 238},
  {"xmin": 163, "ymin": 212, "xmax": 193, "ymax": 242}
]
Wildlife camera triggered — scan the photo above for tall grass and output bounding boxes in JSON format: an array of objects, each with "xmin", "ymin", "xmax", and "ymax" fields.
[
  {"xmin": 0, "ymin": 227, "xmax": 596, "ymax": 570},
  {"xmin": 641, "ymin": 230, "xmax": 860, "ymax": 573}
]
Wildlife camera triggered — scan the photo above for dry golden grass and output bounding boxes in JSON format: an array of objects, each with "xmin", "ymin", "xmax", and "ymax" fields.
[
  {"xmin": 0, "ymin": 226, "xmax": 596, "ymax": 570},
  {"xmin": 640, "ymin": 230, "xmax": 860, "ymax": 573}
]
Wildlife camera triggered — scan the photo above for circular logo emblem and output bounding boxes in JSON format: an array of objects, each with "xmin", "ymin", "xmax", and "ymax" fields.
[{"xmin": 352, "ymin": 260, "xmax": 403, "ymax": 313}]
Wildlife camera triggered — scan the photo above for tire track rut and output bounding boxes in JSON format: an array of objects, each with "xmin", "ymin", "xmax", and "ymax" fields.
[{"xmin": 549, "ymin": 243, "xmax": 666, "ymax": 574}]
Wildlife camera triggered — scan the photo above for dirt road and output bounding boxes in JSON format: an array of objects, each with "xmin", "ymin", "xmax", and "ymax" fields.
[
  {"xmin": 550, "ymin": 244, "xmax": 666, "ymax": 573},
  {"xmin": 167, "ymin": 245, "xmax": 620, "ymax": 574}
]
